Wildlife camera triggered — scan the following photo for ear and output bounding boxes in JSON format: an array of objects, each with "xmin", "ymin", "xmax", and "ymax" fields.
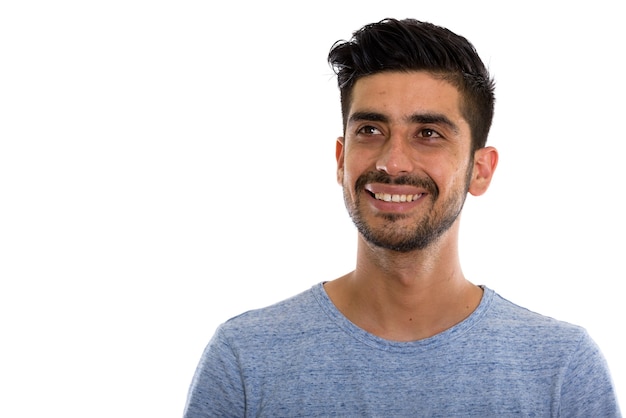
[
  {"xmin": 336, "ymin": 137, "xmax": 345, "ymax": 185},
  {"xmin": 468, "ymin": 146, "xmax": 498, "ymax": 196}
]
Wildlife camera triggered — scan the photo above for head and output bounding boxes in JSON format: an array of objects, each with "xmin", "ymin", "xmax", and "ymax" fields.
[
  {"xmin": 328, "ymin": 18, "xmax": 495, "ymax": 153},
  {"xmin": 330, "ymin": 19, "xmax": 498, "ymax": 253}
]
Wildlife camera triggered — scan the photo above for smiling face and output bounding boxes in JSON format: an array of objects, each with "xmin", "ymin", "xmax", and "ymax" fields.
[{"xmin": 336, "ymin": 71, "xmax": 479, "ymax": 252}]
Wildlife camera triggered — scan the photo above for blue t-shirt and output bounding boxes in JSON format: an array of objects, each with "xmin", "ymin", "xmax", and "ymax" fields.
[{"xmin": 184, "ymin": 284, "xmax": 621, "ymax": 417}]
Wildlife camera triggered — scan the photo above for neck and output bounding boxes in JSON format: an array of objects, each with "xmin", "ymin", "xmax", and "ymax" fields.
[{"xmin": 325, "ymin": 226, "xmax": 482, "ymax": 341}]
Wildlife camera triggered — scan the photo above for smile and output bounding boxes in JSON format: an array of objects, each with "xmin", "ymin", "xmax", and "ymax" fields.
[{"xmin": 373, "ymin": 193, "xmax": 423, "ymax": 202}]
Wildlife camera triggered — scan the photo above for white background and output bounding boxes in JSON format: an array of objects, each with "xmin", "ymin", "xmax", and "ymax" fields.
[{"xmin": 1, "ymin": 1, "xmax": 624, "ymax": 416}]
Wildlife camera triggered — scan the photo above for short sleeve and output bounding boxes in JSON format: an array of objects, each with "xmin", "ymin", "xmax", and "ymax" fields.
[
  {"xmin": 183, "ymin": 325, "xmax": 246, "ymax": 418},
  {"xmin": 559, "ymin": 330, "xmax": 621, "ymax": 417}
]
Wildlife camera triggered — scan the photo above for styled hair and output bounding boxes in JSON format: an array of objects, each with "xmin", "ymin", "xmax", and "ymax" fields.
[{"xmin": 328, "ymin": 18, "xmax": 495, "ymax": 151}]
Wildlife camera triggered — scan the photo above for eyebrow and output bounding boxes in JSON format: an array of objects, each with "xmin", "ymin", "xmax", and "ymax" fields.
[
  {"xmin": 408, "ymin": 113, "xmax": 460, "ymax": 135},
  {"xmin": 348, "ymin": 111, "xmax": 389, "ymax": 124},
  {"xmin": 348, "ymin": 111, "xmax": 460, "ymax": 135}
]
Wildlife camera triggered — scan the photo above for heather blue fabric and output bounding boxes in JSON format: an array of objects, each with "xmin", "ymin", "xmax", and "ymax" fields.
[{"xmin": 184, "ymin": 284, "xmax": 621, "ymax": 417}]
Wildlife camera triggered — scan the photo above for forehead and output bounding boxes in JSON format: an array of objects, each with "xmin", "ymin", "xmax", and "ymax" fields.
[{"xmin": 348, "ymin": 71, "xmax": 465, "ymax": 124}]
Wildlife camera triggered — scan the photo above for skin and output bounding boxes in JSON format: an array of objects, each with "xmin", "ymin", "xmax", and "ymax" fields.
[{"xmin": 325, "ymin": 71, "xmax": 498, "ymax": 342}]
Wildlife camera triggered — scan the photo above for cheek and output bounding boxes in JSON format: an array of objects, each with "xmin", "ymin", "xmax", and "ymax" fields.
[
  {"xmin": 341, "ymin": 156, "xmax": 362, "ymax": 185},
  {"xmin": 452, "ymin": 163, "xmax": 473, "ymax": 191},
  {"xmin": 429, "ymin": 160, "xmax": 470, "ymax": 193},
  {"xmin": 342, "ymin": 169, "xmax": 357, "ymax": 191},
  {"xmin": 336, "ymin": 165, "xmax": 344, "ymax": 185}
]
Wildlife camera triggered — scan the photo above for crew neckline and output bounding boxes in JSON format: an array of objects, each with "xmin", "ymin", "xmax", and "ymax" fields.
[{"xmin": 312, "ymin": 282, "xmax": 495, "ymax": 353}]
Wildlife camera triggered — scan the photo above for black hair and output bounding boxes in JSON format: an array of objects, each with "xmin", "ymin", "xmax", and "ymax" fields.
[{"xmin": 328, "ymin": 18, "xmax": 495, "ymax": 150}]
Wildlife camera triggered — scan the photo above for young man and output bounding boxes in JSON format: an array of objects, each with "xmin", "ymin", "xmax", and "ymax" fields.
[{"xmin": 184, "ymin": 19, "xmax": 621, "ymax": 416}]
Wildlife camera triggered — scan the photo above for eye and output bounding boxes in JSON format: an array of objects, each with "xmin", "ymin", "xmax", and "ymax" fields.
[
  {"xmin": 417, "ymin": 128, "xmax": 442, "ymax": 139},
  {"xmin": 357, "ymin": 125, "xmax": 383, "ymax": 136}
]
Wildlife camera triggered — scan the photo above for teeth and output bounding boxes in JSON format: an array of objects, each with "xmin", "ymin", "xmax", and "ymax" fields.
[{"xmin": 374, "ymin": 193, "xmax": 421, "ymax": 202}]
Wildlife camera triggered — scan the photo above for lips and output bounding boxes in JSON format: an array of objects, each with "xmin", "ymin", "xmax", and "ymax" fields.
[
  {"xmin": 372, "ymin": 192, "xmax": 423, "ymax": 202},
  {"xmin": 355, "ymin": 171, "xmax": 438, "ymax": 204},
  {"xmin": 365, "ymin": 181, "xmax": 426, "ymax": 199}
]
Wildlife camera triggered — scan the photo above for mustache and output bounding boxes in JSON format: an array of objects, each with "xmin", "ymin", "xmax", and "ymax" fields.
[{"xmin": 354, "ymin": 171, "xmax": 439, "ymax": 199}]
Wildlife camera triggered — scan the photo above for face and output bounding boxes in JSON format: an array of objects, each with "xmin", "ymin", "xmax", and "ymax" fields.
[{"xmin": 336, "ymin": 71, "xmax": 480, "ymax": 252}]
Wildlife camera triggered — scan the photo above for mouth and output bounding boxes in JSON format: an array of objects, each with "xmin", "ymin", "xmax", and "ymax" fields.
[
  {"xmin": 354, "ymin": 171, "xmax": 438, "ymax": 207},
  {"xmin": 364, "ymin": 183, "xmax": 427, "ymax": 204},
  {"xmin": 370, "ymin": 192, "xmax": 423, "ymax": 202}
]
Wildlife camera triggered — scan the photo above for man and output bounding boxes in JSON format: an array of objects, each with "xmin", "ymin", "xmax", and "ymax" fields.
[{"xmin": 184, "ymin": 18, "xmax": 621, "ymax": 416}]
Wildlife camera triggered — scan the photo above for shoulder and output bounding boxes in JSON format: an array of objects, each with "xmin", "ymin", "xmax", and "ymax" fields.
[
  {"xmin": 477, "ymin": 288, "xmax": 616, "ymax": 366},
  {"xmin": 473, "ymin": 288, "xmax": 597, "ymax": 367},
  {"xmin": 215, "ymin": 284, "xmax": 327, "ymax": 345},
  {"xmin": 485, "ymin": 288, "xmax": 586, "ymax": 338},
  {"xmin": 225, "ymin": 284, "xmax": 319, "ymax": 324}
]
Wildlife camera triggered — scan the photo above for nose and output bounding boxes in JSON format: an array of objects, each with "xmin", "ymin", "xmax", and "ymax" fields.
[{"xmin": 375, "ymin": 136, "xmax": 414, "ymax": 176}]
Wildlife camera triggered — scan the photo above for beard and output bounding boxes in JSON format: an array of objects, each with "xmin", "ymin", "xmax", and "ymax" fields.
[{"xmin": 343, "ymin": 168, "xmax": 472, "ymax": 253}]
